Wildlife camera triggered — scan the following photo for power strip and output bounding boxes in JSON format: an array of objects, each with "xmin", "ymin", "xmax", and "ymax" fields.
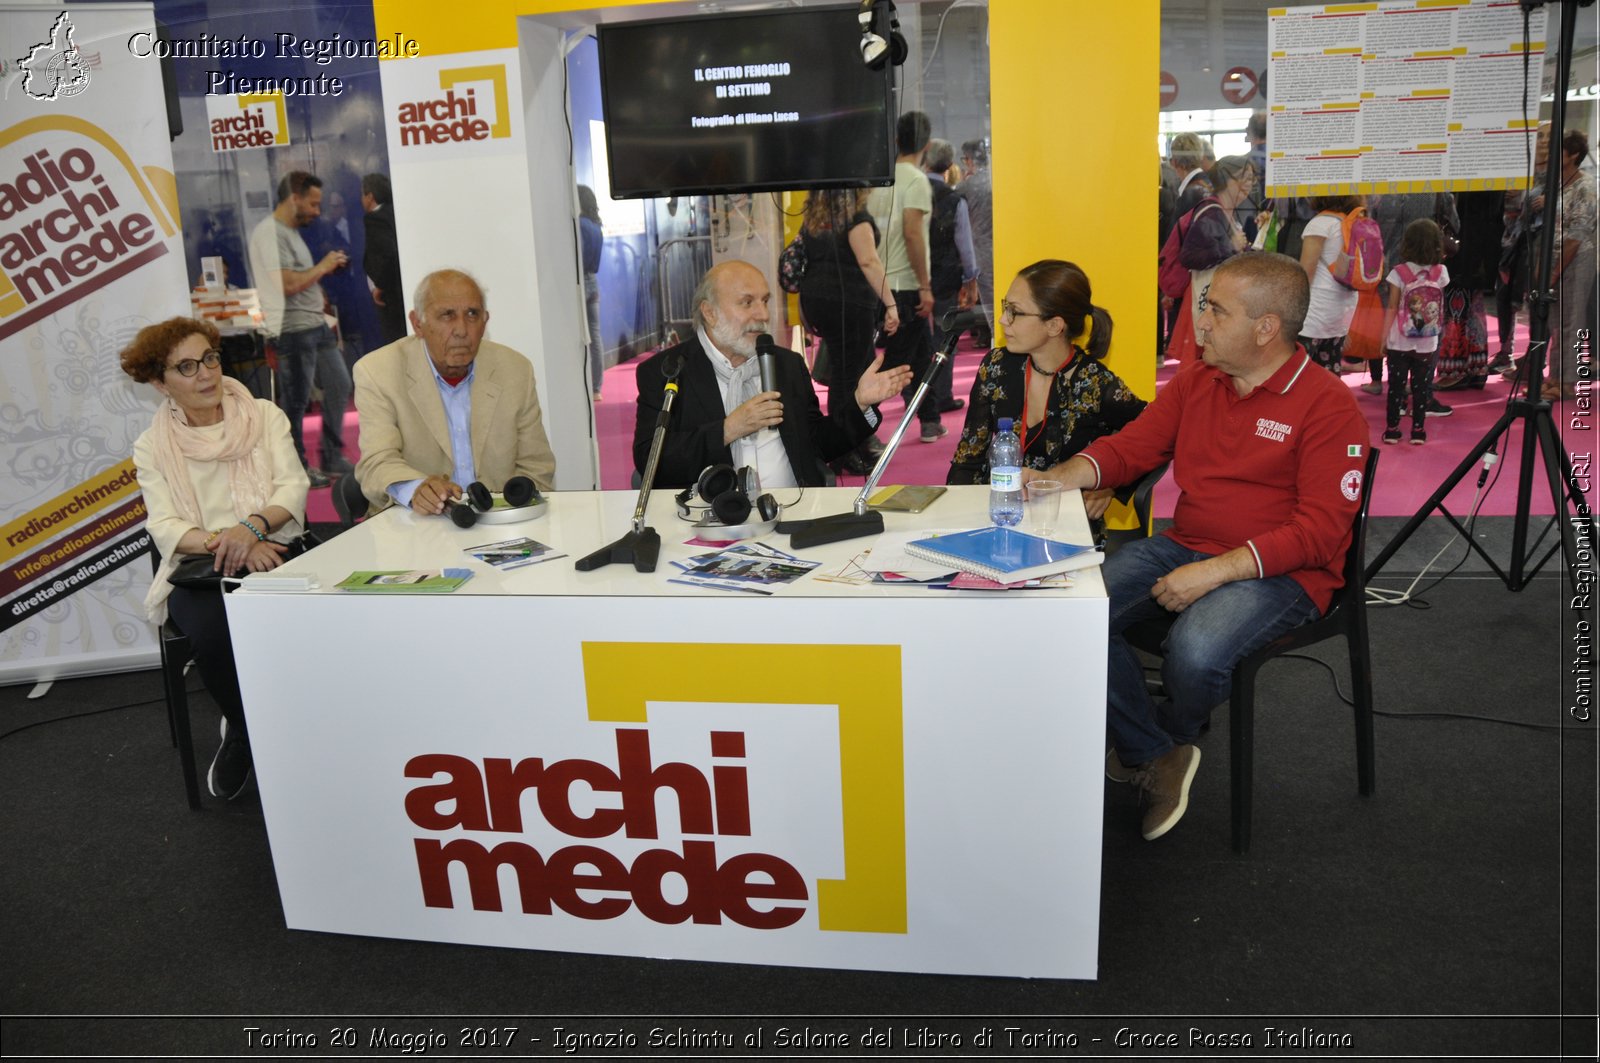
[{"xmin": 233, "ymin": 572, "xmax": 321, "ymax": 592}]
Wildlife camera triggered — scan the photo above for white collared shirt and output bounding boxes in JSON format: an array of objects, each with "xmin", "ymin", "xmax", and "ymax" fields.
[
  {"xmin": 387, "ymin": 356, "xmax": 477, "ymax": 508},
  {"xmin": 696, "ymin": 326, "xmax": 798, "ymax": 491}
]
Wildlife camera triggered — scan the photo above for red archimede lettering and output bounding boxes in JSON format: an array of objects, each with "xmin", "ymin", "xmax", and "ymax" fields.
[
  {"xmin": 614, "ymin": 729, "xmax": 713, "ymax": 839},
  {"xmin": 396, "ymin": 88, "xmax": 488, "ymax": 146},
  {"xmin": 405, "ymin": 729, "xmax": 809, "ymax": 929},
  {"xmin": 412, "ymin": 836, "xmax": 808, "ymax": 928}
]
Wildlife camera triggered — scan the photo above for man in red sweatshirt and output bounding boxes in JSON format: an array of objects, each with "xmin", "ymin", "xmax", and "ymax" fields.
[{"xmin": 1026, "ymin": 252, "xmax": 1371, "ymax": 841}]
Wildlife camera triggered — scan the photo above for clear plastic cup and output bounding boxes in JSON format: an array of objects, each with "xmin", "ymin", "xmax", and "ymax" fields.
[{"xmin": 1025, "ymin": 479, "xmax": 1062, "ymax": 537}]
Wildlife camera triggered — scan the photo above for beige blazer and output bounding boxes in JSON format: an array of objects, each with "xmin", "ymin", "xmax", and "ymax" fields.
[{"xmin": 353, "ymin": 336, "xmax": 556, "ymax": 510}]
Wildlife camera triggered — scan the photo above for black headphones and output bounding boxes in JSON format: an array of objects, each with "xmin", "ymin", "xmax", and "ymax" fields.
[
  {"xmin": 676, "ymin": 465, "xmax": 779, "ymax": 526},
  {"xmin": 858, "ymin": 0, "xmax": 907, "ymax": 70},
  {"xmin": 450, "ymin": 475, "xmax": 541, "ymax": 527}
]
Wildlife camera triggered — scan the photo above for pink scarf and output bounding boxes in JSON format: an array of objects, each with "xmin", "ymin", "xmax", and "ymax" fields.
[{"xmin": 143, "ymin": 376, "xmax": 275, "ymax": 620}]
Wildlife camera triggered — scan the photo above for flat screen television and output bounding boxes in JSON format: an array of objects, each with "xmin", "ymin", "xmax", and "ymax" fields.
[{"xmin": 597, "ymin": 4, "xmax": 894, "ymax": 199}]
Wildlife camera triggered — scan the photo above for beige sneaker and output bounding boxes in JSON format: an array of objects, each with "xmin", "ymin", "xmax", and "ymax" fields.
[
  {"xmin": 1135, "ymin": 744, "xmax": 1201, "ymax": 840},
  {"xmin": 1105, "ymin": 747, "xmax": 1137, "ymax": 783}
]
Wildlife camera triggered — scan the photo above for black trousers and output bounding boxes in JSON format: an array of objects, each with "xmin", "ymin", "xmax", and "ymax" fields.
[
  {"xmin": 165, "ymin": 586, "xmax": 246, "ymax": 731},
  {"xmin": 800, "ymin": 294, "xmax": 878, "ymax": 430},
  {"xmin": 882, "ymin": 290, "xmax": 938, "ymax": 426}
]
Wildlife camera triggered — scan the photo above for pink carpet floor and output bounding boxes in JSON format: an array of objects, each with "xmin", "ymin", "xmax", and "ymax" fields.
[{"xmin": 307, "ymin": 324, "xmax": 1588, "ymax": 524}]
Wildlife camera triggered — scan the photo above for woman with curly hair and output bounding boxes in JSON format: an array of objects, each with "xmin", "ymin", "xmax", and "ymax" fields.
[{"xmin": 122, "ymin": 317, "xmax": 308, "ymax": 800}]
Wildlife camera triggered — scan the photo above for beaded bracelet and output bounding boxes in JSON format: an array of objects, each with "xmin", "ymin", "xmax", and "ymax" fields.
[
  {"xmin": 238, "ymin": 518, "xmax": 267, "ymax": 543},
  {"xmin": 249, "ymin": 513, "xmax": 271, "ymax": 535}
]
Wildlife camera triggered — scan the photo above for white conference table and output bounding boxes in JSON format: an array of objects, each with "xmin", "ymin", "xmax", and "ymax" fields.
[{"xmin": 226, "ymin": 486, "xmax": 1109, "ymax": 978}]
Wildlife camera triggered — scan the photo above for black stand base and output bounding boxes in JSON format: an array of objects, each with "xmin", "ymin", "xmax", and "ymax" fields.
[
  {"xmin": 777, "ymin": 511, "xmax": 885, "ymax": 549},
  {"xmin": 575, "ymin": 528, "xmax": 661, "ymax": 573},
  {"xmin": 1365, "ymin": 391, "xmax": 1586, "ymax": 592}
]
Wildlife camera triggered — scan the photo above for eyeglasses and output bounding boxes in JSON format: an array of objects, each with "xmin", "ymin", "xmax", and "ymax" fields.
[
  {"xmin": 1000, "ymin": 303, "xmax": 1043, "ymax": 323},
  {"xmin": 166, "ymin": 350, "xmax": 221, "ymax": 377}
]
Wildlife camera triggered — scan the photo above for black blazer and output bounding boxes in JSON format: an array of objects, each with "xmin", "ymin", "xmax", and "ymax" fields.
[
  {"xmin": 633, "ymin": 337, "xmax": 873, "ymax": 489},
  {"xmin": 362, "ymin": 205, "xmax": 406, "ymax": 345}
]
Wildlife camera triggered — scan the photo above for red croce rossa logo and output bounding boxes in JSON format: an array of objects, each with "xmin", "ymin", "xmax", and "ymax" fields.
[{"xmin": 404, "ymin": 729, "xmax": 809, "ymax": 929}]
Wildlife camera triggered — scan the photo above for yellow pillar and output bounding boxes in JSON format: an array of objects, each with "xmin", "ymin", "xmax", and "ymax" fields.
[
  {"xmin": 372, "ymin": 0, "xmax": 516, "ymax": 53},
  {"xmin": 989, "ymin": 0, "xmax": 1158, "ymax": 397}
]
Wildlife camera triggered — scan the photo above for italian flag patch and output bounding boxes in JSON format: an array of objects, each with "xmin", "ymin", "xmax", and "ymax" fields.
[{"xmin": 1348, "ymin": 445, "xmax": 1363, "ymax": 457}]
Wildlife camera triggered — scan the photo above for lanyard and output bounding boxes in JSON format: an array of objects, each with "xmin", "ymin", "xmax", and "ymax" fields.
[{"xmin": 1020, "ymin": 350, "xmax": 1074, "ymax": 456}]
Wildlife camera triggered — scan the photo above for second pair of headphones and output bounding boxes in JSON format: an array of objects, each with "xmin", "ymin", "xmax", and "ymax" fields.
[
  {"xmin": 858, "ymin": 0, "xmax": 908, "ymax": 70},
  {"xmin": 676, "ymin": 465, "xmax": 778, "ymax": 526},
  {"xmin": 450, "ymin": 475, "xmax": 542, "ymax": 527}
]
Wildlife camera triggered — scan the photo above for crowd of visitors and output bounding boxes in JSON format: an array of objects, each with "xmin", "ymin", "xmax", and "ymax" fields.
[{"xmin": 1159, "ymin": 116, "xmax": 1596, "ymax": 432}]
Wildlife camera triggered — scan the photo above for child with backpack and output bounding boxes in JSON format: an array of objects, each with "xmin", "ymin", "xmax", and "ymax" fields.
[
  {"xmin": 1379, "ymin": 219, "xmax": 1449, "ymax": 445},
  {"xmin": 1297, "ymin": 194, "xmax": 1383, "ymax": 373}
]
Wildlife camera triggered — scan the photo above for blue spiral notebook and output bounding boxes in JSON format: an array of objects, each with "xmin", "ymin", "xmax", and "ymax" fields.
[{"xmin": 904, "ymin": 527, "xmax": 1104, "ymax": 583}]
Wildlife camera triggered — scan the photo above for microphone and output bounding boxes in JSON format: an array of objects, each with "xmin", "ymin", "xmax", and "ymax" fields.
[
  {"xmin": 940, "ymin": 307, "xmax": 985, "ymax": 335},
  {"xmin": 755, "ymin": 333, "xmax": 780, "ymax": 394}
]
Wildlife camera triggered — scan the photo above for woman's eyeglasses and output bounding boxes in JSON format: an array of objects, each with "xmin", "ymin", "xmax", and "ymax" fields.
[
  {"xmin": 1000, "ymin": 303, "xmax": 1042, "ymax": 323},
  {"xmin": 166, "ymin": 350, "xmax": 222, "ymax": 377}
]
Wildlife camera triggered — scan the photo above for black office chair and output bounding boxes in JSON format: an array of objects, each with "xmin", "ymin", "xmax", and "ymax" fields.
[
  {"xmin": 331, "ymin": 472, "xmax": 369, "ymax": 529},
  {"xmin": 152, "ymin": 551, "xmax": 203, "ymax": 809},
  {"xmin": 1123, "ymin": 449, "xmax": 1378, "ymax": 853},
  {"xmin": 1101, "ymin": 461, "xmax": 1170, "ymax": 555}
]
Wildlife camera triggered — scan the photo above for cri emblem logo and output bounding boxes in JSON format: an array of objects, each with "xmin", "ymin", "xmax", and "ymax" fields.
[
  {"xmin": 403, "ymin": 642, "xmax": 907, "ymax": 934},
  {"xmin": 395, "ymin": 65, "xmax": 510, "ymax": 147}
]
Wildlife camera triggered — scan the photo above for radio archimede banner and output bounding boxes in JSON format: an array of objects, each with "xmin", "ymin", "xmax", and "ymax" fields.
[{"xmin": 0, "ymin": 5, "xmax": 188, "ymax": 683}]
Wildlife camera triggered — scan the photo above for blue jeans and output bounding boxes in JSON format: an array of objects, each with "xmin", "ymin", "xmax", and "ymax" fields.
[
  {"xmin": 276, "ymin": 324, "xmax": 349, "ymax": 468},
  {"xmin": 1104, "ymin": 534, "xmax": 1320, "ymax": 765}
]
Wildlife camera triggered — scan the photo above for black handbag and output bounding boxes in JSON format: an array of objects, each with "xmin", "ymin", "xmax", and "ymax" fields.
[{"xmin": 166, "ymin": 531, "xmax": 321, "ymax": 592}]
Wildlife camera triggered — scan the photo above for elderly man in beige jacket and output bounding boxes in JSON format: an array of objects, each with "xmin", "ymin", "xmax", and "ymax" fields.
[{"xmin": 353, "ymin": 269, "xmax": 555, "ymax": 514}]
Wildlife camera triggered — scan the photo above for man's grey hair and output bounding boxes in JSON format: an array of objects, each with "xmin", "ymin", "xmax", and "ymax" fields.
[
  {"xmin": 1168, "ymin": 131, "xmax": 1204, "ymax": 171},
  {"xmin": 1216, "ymin": 252, "xmax": 1309, "ymax": 342},
  {"xmin": 691, "ymin": 270, "xmax": 718, "ymax": 331},
  {"xmin": 412, "ymin": 269, "xmax": 486, "ymax": 317},
  {"xmin": 923, "ymin": 138, "xmax": 955, "ymax": 173}
]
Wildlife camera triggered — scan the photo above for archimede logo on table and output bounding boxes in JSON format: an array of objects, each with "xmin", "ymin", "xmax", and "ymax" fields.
[{"xmin": 403, "ymin": 642, "xmax": 907, "ymax": 934}]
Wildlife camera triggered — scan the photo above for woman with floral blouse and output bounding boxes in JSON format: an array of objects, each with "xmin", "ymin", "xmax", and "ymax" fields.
[{"xmin": 947, "ymin": 260, "xmax": 1146, "ymax": 519}]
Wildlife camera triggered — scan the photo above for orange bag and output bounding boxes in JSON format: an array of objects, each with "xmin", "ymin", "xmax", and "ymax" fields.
[{"xmin": 1342, "ymin": 285, "xmax": 1386, "ymax": 361}]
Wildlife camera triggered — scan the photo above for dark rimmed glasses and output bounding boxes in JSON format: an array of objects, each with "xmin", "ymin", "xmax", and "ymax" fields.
[{"xmin": 166, "ymin": 350, "xmax": 222, "ymax": 377}]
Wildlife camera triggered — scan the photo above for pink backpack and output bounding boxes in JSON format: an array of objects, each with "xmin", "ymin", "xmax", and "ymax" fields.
[
  {"xmin": 1157, "ymin": 201, "xmax": 1221, "ymax": 299},
  {"xmin": 1393, "ymin": 263, "xmax": 1445, "ymax": 339},
  {"xmin": 1322, "ymin": 207, "xmax": 1385, "ymax": 290}
]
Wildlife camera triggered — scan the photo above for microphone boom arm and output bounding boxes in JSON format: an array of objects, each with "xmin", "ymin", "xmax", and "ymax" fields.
[
  {"xmin": 630, "ymin": 383, "xmax": 678, "ymax": 534},
  {"xmin": 778, "ymin": 317, "xmax": 971, "ymax": 549},
  {"xmin": 575, "ymin": 355, "xmax": 682, "ymax": 572},
  {"xmin": 853, "ymin": 347, "xmax": 951, "ymax": 515}
]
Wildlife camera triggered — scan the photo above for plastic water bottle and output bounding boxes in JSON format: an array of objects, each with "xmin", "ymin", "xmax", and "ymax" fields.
[{"xmin": 989, "ymin": 417, "xmax": 1023, "ymax": 527}]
